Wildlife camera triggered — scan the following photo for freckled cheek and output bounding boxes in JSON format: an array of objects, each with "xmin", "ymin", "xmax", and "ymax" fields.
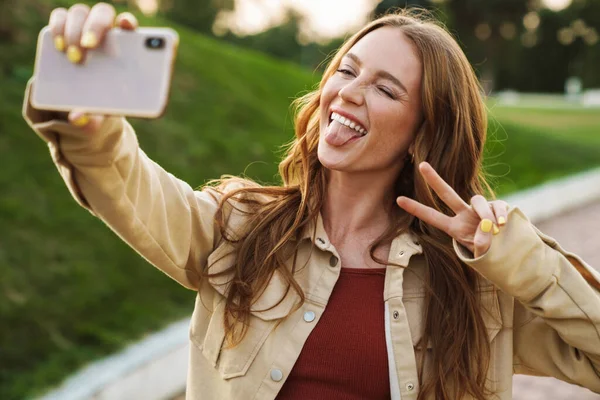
[
  {"xmin": 370, "ymin": 113, "xmax": 413, "ymax": 153},
  {"xmin": 369, "ymin": 110, "xmax": 402, "ymax": 137},
  {"xmin": 320, "ymin": 89, "xmax": 334, "ymax": 115}
]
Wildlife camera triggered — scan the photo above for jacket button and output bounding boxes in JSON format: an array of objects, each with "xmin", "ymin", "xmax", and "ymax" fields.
[
  {"xmin": 393, "ymin": 311, "xmax": 399, "ymax": 319},
  {"xmin": 329, "ymin": 255, "xmax": 339, "ymax": 267},
  {"xmin": 270, "ymin": 368, "xmax": 283, "ymax": 382},
  {"xmin": 303, "ymin": 311, "xmax": 316, "ymax": 322},
  {"xmin": 406, "ymin": 382, "xmax": 415, "ymax": 391},
  {"xmin": 399, "ymin": 250, "xmax": 405, "ymax": 256}
]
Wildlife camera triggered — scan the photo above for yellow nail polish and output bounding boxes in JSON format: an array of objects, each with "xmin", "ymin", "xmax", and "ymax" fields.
[
  {"xmin": 72, "ymin": 114, "xmax": 89, "ymax": 127},
  {"xmin": 80, "ymin": 31, "xmax": 98, "ymax": 48},
  {"xmin": 498, "ymin": 216, "xmax": 506, "ymax": 226},
  {"xmin": 67, "ymin": 45, "xmax": 82, "ymax": 63},
  {"xmin": 480, "ymin": 219, "xmax": 493, "ymax": 233},
  {"xmin": 54, "ymin": 35, "xmax": 65, "ymax": 51},
  {"xmin": 492, "ymin": 224, "xmax": 500, "ymax": 235}
]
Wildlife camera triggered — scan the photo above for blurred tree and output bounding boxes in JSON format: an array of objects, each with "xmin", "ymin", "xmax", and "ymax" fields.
[
  {"xmin": 563, "ymin": 0, "xmax": 600, "ymax": 89},
  {"xmin": 443, "ymin": 0, "xmax": 529, "ymax": 92},
  {"xmin": 513, "ymin": 1, "xmax": 600, "ymax": 92},
  {"xmin": 221, "ymin": 10, "xmax": 304, "ymax": 61},
  {"xmin": 220, "ymin": 9, "xmax": 344, "ymax": 70},
  {"xmin": 372, "ymin": 0, "xmax": 434, "ymax": 17},
  {"xmin": 160, "ymin": 0, "xmax": 234, "ymax": 35},
  {"xmin": 372, "ymin": 0, "xmax": 600, "ymax": 92}
]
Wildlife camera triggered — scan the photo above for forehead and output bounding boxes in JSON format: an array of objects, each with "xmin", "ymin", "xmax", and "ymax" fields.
[{"xmin": 345, "ymin": 26, "xmax": 422, "ymax": 91}]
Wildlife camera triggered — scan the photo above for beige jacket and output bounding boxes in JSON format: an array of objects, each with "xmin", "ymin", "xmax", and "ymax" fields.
[{"xmin": 23, "ymin": 81, "xmax": 600, "ymax": 399}]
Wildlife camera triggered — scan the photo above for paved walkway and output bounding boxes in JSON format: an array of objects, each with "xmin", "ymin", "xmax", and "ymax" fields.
[
  {"xmin": 173, "ymin": 202, "xmax": 600, "ymax": 400},
  {"xmin": 512, "ymin": 200, "xmax": 600, "ymax": 399}
]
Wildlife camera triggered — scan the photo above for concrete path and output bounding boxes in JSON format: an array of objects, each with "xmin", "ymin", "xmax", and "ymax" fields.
[{"xmin": 512, "ymin": 200, "xmax": 600, "ymax": 399}]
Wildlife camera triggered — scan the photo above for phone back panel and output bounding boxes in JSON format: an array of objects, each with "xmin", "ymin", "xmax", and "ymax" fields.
[{"xmin": 31, "ymin": 26, "xmax": 178, "ymax": 118}]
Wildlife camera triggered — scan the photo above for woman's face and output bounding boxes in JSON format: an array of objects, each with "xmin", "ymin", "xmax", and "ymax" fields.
[{"xmin": 318, "ymin": 27, "xmax": 423, "ymax": 174}]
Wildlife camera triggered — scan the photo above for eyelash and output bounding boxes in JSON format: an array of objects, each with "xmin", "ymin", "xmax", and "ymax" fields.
[
  {"xmin": 336, "ymin": 68, "xmax": 355, "ymax": 76},
  {"xmin": 378, "ymin": 86, "xmax": 396, "ymax": 99},
  {"xmin": 335, "ymin": 68, "xmax": 397, "ymax": 100}
]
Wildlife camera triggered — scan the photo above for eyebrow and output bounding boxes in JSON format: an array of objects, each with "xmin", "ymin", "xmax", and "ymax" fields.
[{"xmin": 344, "ymin": 52, "xmax": 408, "ymax": 93}]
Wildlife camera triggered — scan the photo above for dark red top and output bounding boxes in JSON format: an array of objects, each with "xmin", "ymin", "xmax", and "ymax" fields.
[{"xmin": 276, "ymin": 267, "xmax": 390, "ymax": 400}]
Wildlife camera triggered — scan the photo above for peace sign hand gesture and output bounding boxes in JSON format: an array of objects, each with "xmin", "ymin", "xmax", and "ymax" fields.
[{"xmin": 396, "ymin": 162, "xmax": 509, "ymax": 258}]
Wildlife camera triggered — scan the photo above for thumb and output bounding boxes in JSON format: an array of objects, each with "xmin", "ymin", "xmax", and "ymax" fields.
[{"xmin": 68, "ymin": 110, "xmax": 105, "ymax": 133}]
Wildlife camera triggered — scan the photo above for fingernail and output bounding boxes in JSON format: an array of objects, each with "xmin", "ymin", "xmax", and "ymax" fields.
[
  {"xmin": 72, "ymin": 114, "xmax": 90, "ymax": 127},
  {"xmin": 67, "ymin": 45, "xmax": 82, "ymax": 63},
  {"xmin": 498, "ymin": 216, "xmax": 506, "ymax": 226},
  {"xmin": 54, "ymin": 35, "xmax": 65, "ymax": 51},
  {"xmin": 492, "ymin": 224, "xmax": 500, "ymax": 235},
  {"xmin": 480, "ymin": 219, "xmax": 493, "ymax": 233},
  {"xmin": 80, "ymin": 31, "xmax": 98, "ymax": 48}
]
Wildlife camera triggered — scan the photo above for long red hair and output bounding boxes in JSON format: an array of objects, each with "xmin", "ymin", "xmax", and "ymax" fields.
[{"xmin": 205, "ymin": 9, "xmax": 494, "ymax": 400}]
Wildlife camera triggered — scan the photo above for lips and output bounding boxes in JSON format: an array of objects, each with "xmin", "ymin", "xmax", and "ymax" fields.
[
  {"xmin": 329, "ymin": 109, "xmax": 368, "ymax": 135},
  {"xmin": 330, "ymin": 112, "xmax": 368, "ymax": 135},
  {"xmin": 324, "ymin": 111, "xmax": 368, "ymax": 147}
]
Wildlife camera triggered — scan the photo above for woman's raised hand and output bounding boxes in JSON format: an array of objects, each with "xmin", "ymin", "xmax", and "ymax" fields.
[
  {"xmin": 47, "ymin": 3, "xmax": 139, "ymax": 130},
  {"xmin": 396, "ymin": 162, "xmax": 509, "ymax": 258}
]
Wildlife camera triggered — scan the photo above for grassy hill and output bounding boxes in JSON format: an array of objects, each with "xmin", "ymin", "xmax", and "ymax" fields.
[
  {"xmin": 0, "ymin": 19, "xmax": 318, "ymax": 400},
  {"xmin": 1, "ymin": 14, "xmax": 600, "ymax": 400}
]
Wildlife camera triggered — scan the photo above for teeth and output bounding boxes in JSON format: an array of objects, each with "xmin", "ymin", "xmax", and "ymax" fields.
[{"xmin": 330, "ymin": 112, "xmax": 367, "ymax": 136}]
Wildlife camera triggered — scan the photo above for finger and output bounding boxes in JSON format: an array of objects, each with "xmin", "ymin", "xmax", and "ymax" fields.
[
  {"xmin": 473, "ymin": 225, "xmax": 493, "ymax": 258},
  {"xmin": 115, "ymin": 12, "xmax": 139, "ymax": 30},
  {"xmin": 68, "ymin": 110, "xmax": 105, "ymax": 133},
  {"xmin": 64, "ymin": 4, "xmax": 91, "ymax": 64},
  {"xmin": 470, "ymin": 195, "xmax": 500, "ymax": 235},
  {"xmin": 49, "ymin": 8, "xmax": 68, "ymax": 52},
  {"xmin": 490, "ymin": 200, "xmax": 509, "ymax": 226},
  {"xmin": 80, "ymin": 2, "xmax": 116, "ymax": 49},
  {"xmin": 396, "ymin": 196, "xmax": 453, "ymax": 234},
  {"xmin": 471, "ymin": 198, "xmax": 495, "ymax": 257},
  {"xmin": 418, "ymin": 162, "xmax": 469, "ymax": 215}
]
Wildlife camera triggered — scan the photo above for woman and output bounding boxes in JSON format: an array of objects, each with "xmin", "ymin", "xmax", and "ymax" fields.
[{"xmin": 24, "ymin": 3, "xmax": 600, "ymax": 400}]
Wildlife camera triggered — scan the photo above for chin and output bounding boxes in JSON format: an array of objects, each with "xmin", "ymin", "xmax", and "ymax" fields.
[{"xmin": 317, "ymin": 142, "xmax": 353, "ymax": 172}]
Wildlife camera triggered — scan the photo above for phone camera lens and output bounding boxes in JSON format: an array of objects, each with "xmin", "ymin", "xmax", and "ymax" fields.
[{"xmin": 145, "ymin": 37, "xmax": 165, "ymax": 49}]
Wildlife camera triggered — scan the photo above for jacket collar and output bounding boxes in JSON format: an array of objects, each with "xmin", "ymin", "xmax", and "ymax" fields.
[{"xmin": 299, "ymin": 212, "xmax": 423, "ymax": 265}]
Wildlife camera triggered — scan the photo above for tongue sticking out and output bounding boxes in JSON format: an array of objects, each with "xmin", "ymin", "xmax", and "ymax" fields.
[{"xmin": 325, "ymin": 120, "xmax": 363, "ymax": 147}]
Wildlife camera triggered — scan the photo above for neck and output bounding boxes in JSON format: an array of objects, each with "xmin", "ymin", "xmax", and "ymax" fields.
[{"xmin": 321, "ymin": 168, "xmax": 402, "ymax": 244}]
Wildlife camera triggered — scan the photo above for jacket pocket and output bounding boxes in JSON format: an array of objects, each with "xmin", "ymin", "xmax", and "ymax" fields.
[
  {"xmin": 192, "ymin": 299, "xmax": 279, "ymax": 380},
  {"xmin": 195, "ymin": 243, "xmax": 302, "ymax": 379},
  {"xmin": 405, "ymin": 285, "xmax": 502, "ymax": 350}
]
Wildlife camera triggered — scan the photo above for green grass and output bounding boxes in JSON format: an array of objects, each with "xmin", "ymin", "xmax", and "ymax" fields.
[
  {"xmin": 490, "ymin": 105, "xmax": 600, "ymax": 146},
  {"xmin": 2, "ymin": 16, "xmax": 600, "ymax": 400},
  {"xmin": 485, "ymin": 106, "xmax": 600, "ymax": 195}
]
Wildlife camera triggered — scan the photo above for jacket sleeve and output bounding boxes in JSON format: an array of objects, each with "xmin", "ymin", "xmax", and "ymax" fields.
[
  {"xmin": 453, "ymin": 207, "xmax": 600, "ymax": 393},
  {"xmin": 22, "ymin": 78, "xmax": 225, "ymax": 290}
]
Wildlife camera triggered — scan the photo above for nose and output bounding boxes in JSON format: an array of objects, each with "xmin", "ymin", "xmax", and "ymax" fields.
[{"xmin": 338, "ymin": 79, "xmax": 364, "ymax": 106}]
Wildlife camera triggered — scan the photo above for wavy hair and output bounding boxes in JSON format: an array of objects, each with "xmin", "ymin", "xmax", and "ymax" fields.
[{"xmin": 203, "ymin": 8, "xmax": 494, "ymax": 400}]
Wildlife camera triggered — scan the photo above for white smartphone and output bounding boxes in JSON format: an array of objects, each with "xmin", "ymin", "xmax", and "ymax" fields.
[{"xmin": 31, "ymin": 26, "xmax": 179, "ymax": 118}]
